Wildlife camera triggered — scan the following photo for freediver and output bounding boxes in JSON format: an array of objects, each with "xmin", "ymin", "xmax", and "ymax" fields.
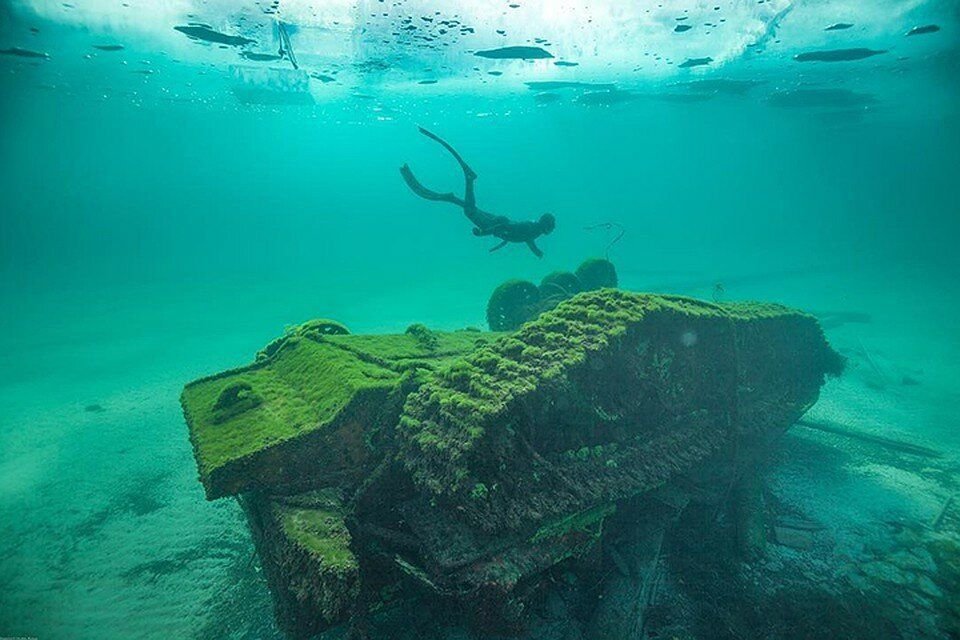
[{"xmin": 400, "ymin": 127, "xmax": 555, "ymax": 257}]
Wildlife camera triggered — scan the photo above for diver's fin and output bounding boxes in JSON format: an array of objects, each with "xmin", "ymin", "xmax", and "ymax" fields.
[
  {"xmin": 417, "ymin": 127, "xmax": 477, "ymax": 179},
  {"xmin": 399, "ymin": 164, "xmax": 464, "ymax": 206}
]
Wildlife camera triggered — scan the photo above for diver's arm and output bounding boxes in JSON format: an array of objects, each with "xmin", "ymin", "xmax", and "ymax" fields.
[
  {"xmin": 489, "ymin": 239, "xmax": 509, "ymax": 252},
  {"xmin": 526, "ymin": 240, "xmax": 544, "ymax": 258}
]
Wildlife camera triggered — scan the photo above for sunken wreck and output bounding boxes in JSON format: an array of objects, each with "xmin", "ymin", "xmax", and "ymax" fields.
[{"xmin": 181, "ymin": 285, "xmax": 843, "ymax": 639}]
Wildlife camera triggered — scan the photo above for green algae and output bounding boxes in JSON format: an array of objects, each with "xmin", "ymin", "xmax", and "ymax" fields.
[
  {"xmin": 485, "ymin": 259, "xmax": 620, "ymax": 331},
  {"xmin": 256, "ymin": 318, "xmax": 350, "ymax": 361},
  {"xmin": 486, "ymin": 279, "xmax": 541, "ymax": 331},
  {"xmin": 575, "ymin": 257, "xmax": 618, "ymax": 290},
  {"xmin": 277, "ymin": 490, "xmax": 358, "ymax": 573},
  {"xmin": 398, "ymin": 289, "xmax": 843, "ymax": 533},
  {"xmin": 530, "ymin": 503, "xmax": 616, "ymax": 543},
  {"xmin": 539, "ymin": 271, "xmax": 582, "ymax": 299},
  {"xmin": 182, "ymin": 327, "xmax": 499, "ymax": 498}
]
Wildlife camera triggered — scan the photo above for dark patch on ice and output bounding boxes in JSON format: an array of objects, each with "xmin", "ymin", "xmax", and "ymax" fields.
[
  {"xmin": 675, "ymin": 24, "xmax": 692, "ymax": 33},
  {"xmin": 678, "ymin": 78, "xmax": 766, "ymax": 95},
  {"xmin": 533, "ymin": 92, "xmax": 560, "ymax": 103},
  {"xmin": 240, "ymin": 51, "xmax": 282, "ymax": 62},
  {"xmin": 554, "ymin": 60, "xmax": 578, "ymax": 67},
  {"xmin": 679, "ymin": 57, "xmax": 712, "ymax": 68},
  {"xmin": 85, "ymin": 404, "xmax": 106, "ymax": 413},
  {"xmin": 93, "ymin": 44, "xmax": 124, "ymax": 51},
  {"xmin": 0, "ymin": 47, "xmax": 49, "ymax": 59},
  {"xmin": 767, "ymin": 88, "xmax": 877, "ymax": 109},
  {"xmin": 526, "ymin": 80, "xmax": 617, "ymax": 91},
  {"xmin": 174, "ymin": 25, "xmax": 254, "ymax": 47},
  {"xmin": 906, "ymin": 24, "xmax": 940, "ymax": 36},
  {"xmin": 487, "ymin": 70, "xmax": 503, "ymax": 76},
  {"xmin": 577, "ymin": 89, "xmax": 638, "ymax": 106},
  {"xmin": 418, "ymin": 79, "xmax": 438, "ymax": 84},
  {"xmin": 475, "ymin": 45, "xmax": 553, "ymax": 59},
  {"xmin": 824, "ymin": 23, "xmax": 853, "ymax": 31},
  {"xmin": 793, "ymin": 48, "xmax": 886, "ymax": 62},
  {"xmin": 652, "ymin": 93, "xmax": 714, "ymax": 103}
]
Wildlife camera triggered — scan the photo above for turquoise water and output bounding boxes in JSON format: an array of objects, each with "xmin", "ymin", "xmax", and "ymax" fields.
[{"xmin": 1, "ymin": 1, "xmax": 958, "ymax": 638}]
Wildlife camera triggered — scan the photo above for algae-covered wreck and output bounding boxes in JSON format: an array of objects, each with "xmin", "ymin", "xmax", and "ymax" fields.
[{"xmin": 181, "ymin": 289, "xmax": 843, "ymax": 638}]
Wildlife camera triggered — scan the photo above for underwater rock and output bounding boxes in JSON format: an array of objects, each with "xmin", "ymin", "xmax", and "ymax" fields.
[
  {"xmin": 475, "ymin": 46, "xmax": 554, "ymax": 60},
  {"xmin": 183, "ymin": 290, "xmax": 842, "ymax": 636},
  {"xmin": 825, "ymin": 23, "xmax": 854, "ymax": 31},
  {"xmin": 906, "ymin": 24, "xmax": 940, "ymax": 36},
  {"xmin": 793, "ymin": 48, "xmax": 886, "ymax": 62},
  {"xmin": 576, "ymin": 258, "xmax": 618, "ymax": 290},
  {"xmin": 679, "ymin": 57, "xmax": 713, "ymax": 68},
  {"xmin": 0, "ymin": 47, "xmax": 49, "ymax": 59},
  {"xmin": 84, "ymin": 404, "xmax": 106, "ymax": 413},
  {"xmin": 486, "ymin": 279, "xmax": 541, "ymax": 331},
  {"xmin": 174, "ymin": 25, "xmax": 255, "ymax": 47}
]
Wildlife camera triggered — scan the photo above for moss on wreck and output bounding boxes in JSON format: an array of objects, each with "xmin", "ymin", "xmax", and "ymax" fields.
[
  {"xmin": 257, "ymin": 318, "xmax": 350, "ymax": 361},
  {"xmin": 181, "ymin": 327, "xmax": 499, "ymax": 498},
  {"xmin": 277, "ymin": 490, "xmax": 358, "ymax": 573},
  {"xmin": 531, "ymin": 503, "xmax": 616, "ymax": 543},
  {"xmin": 399, "ymin": 289, "xmax": 843, "ymax": 533}
]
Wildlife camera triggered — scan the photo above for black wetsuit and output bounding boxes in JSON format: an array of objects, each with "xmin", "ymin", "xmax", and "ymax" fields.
[{"xmin": 400, "ymin": 127, "xmax": 553, "ymax": 257}]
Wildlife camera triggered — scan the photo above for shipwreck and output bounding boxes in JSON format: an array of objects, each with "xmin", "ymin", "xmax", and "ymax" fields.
[{"xmin": 181, "ymin": 287, "xmax": 843, "ymax": 639}]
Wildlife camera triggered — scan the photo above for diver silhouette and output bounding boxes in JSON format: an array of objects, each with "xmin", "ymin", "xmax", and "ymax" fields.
[{"xmin": 400, "ymin": 127, "xmax": 555, "ymax": 257}]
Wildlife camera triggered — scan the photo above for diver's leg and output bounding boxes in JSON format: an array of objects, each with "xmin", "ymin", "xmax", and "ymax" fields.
[
  {"xmin": 489, "ymin": 239, "xmax": 509, "ymax": 252},
  {"xmin": 526, "ymin": 240, "xmax": 544, "ymax": 258},
  {"xmin": 417, "ymin": 127, "xmax": 481, "ymax": 216}
]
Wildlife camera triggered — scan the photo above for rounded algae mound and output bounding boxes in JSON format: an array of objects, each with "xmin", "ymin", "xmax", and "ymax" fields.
[
  {"xmin": 486, "ymin": 280, "xmax": 541, "ymax": 331},
  {"xmin": 576, "ymin": 257, "xmax": 619, "ymax": 290},
  {"xmin": 485, "ymin": 260, "xmax": 620, "ymax": 331},
  {"xmin": 257, "ymin": 319, "xmax": 350, "ymax": 361},
  {"xmin": 539, "ymin": 271, "xmax": 582, "ymax": 298},
  {"xmin": 212, "ymin": 381, "xmax": 262, "ymax": 424}
]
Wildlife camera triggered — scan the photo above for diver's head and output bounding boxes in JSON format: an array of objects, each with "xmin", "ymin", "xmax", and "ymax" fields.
[{"xmin": 538, "ymin": 213, "xmax": 556, "ymax": 235}]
